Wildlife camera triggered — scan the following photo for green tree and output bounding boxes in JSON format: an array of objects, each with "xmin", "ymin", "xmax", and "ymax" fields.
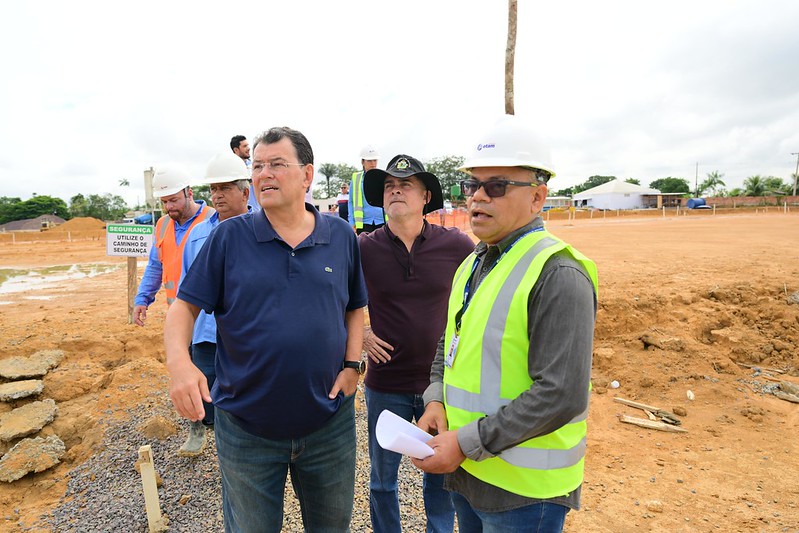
[
  {"xmin": 425, "ymin": 155, "xmax": 466, "ymax": 201},
  {"xmin": 4, "ymin": 195, "xmax": 69, "ymax": 223},
  {"xmin": 649, "ymin": 177, "xmax": 690, "ymax": 194},
  {"xmin": 762, "ymin": 176, "xmax": 789, "ymax": 195},
  {"xmin": 573, "ymin": 175, "xmax": 616, "ymax": 194},
  {"xmin": 312, "ymin": 163, "xmax": 358, "ymax": 199},
  {"xmin": 699, "ymin": 171, "xmax": 725, "ymax": 197},
  {"xmin": 728, "ymin": 187, "xmax": 745, "ymax": 197},
  {"xmin": 69, "ymin": 194, "xmax": 89, "ymax": 218},
  {"xmin": 0, "ymin": 196, "xmax": 21, "ymax": 224},
  {"xmin": 318, "ymin": 163, "xmax": 339, "ymax": 199},
  {"xmin": 83, "ymin": 194, "xmax": 128, "ymax": 220},
  {"xmin": 625, "ymin": 178, "xmax": 640, "ymax": 185},
  {"xmin": 192, "ymin": 185, "xmax": 211, "ymax": 204},
  {"xmin": 551, "ymin": 186, "xmax": 573, "ymax": 197},
  {"xmin": 743, "ymin": 175, "xmax": 767, "ymax": 196}
]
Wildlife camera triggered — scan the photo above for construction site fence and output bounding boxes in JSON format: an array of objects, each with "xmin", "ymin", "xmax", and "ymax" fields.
[
  {"xmin": 1, "ymin": 203, "xmax": 796, "ymax": 243},
  {"xmin": 425, "ymin": 203, "xmax": 797, "ymax": 231}
]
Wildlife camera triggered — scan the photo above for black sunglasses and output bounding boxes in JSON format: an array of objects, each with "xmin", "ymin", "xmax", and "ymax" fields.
[{"xmin": 459, "ymin": 179, "xmax": 539, "ymax": 198}]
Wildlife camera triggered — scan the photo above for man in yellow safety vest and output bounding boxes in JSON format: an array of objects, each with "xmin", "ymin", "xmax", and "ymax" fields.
[
  {"xmin": 413, "ymin": 115, "xmax": 598, "ymax": 532},
  {"xmin": 349, "ymin": 144, "xmax": 385, "ymax": 234}
]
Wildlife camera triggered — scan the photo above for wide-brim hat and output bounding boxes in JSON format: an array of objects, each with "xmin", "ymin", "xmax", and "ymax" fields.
[{"xmin": 363, "ymin": 154, "xmax": 444, "ymax": 214}]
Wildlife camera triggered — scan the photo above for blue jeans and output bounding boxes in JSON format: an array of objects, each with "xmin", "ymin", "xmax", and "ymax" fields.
[
  {"xmin": 365, "ymin": 386, "xmax": 454, "ymax": 533},
  {"xmin": 191, "ymin": 342, "xmax": 216, "ymax": 426},
  {"xmin": 451, "ymin": 492, "xmax": 568, "ymax": 533},
  {"xmin": 215, "ymin": 394, "xmax": 356, "ymax": 533}
]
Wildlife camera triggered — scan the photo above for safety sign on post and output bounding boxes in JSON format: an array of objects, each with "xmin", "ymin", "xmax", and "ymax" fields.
[
  {"xmin": 106, "ymin": 224, "xmax": 154, "ymax": 257},
  {"xmin": 106, "ymin": 224, "xmax": 154, "ymax": 324}
]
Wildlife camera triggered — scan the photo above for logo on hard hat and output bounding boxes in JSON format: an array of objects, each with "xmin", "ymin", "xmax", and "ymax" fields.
[
  {"xmin": 476, "ymin": 143, "xmax": 496, "ymax": 151},
  {"xmin": 396, "ymin": 158, "xmax": 410, "ymax": 170}
]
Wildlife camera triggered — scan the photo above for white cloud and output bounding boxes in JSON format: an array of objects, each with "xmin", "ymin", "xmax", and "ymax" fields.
[{"xmin": 1, "ymin": 0, "xmax": 798, "ymax": 207}]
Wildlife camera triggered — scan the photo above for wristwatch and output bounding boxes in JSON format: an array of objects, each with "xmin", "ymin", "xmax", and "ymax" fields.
[{"xmin": 342, "ymin": 360, "xmax": 366, "ymax": 375}]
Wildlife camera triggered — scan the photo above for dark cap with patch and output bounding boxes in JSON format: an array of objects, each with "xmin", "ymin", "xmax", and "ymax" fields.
[{"xmin": 363, "ymin": 154, "xmax": 444, "ymax": 214}]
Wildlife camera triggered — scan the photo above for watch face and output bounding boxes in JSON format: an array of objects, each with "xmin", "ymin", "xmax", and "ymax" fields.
[{"xmin": 344, "ymin": 360, "xmax": 365, "ymax": 375}]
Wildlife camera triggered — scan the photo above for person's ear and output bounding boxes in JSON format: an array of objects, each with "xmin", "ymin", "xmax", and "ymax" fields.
[{"xmin": 531, "ymin": 184, "xmax": 548, "ymax": 214}]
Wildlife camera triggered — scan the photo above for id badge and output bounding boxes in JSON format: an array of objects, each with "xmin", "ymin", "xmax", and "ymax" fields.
[{"xmin": 445, "ymin": 335, "xmax": 460, "ymax": 368}]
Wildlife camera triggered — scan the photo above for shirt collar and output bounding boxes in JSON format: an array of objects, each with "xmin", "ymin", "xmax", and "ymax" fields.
[
  {"xmin": 384, "ymin": 219, "xmax": 430, "ymax": 244},
  {"xmin": 253, "ymin": 202, "xmax": 330, "ymax": 246}
]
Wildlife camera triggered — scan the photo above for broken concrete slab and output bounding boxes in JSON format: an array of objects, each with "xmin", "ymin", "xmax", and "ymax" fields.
[
  {"xmin": 0, "ymin": 435, "xmax": 65, "ymax": 482},
  {"xmin": 0, "ymin": 379, "xmax": 44, "ymax": 401},
  {"xmin": 0, "ymin": 399, "xmax": 58, "ymax": 441},
  {"xmin": 0, "ymin": 350, "xmax": 64, "ymax": 379}
]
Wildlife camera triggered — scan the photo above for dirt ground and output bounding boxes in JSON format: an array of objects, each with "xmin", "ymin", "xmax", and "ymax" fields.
[{"xmin": 1, "ymin": 212, "xmax": 798, "ymax": 532}]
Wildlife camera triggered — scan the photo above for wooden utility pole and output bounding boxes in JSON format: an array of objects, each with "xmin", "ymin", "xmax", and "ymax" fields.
[
  {"xmin": 791, "ymin": 152, "xmax": 799, "ymax": 197},
  {"xmin": 505, "ymin": 0, "xmax": 517, "ymax": 115}
]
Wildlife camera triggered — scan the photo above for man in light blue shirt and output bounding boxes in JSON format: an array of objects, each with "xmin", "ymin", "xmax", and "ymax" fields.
[{"xmin": 176, "ymin": 152, "xmax": 252, "ymax": 455}]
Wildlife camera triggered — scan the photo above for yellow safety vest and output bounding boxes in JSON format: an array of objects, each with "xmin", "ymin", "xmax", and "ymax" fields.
[
  {"xmin": 443, "ymin": 230, "xmax": 598, "ymax": 499},
  {"xmin": 351, "ymin": 171, "xmax": 365, "ymax": 230}
]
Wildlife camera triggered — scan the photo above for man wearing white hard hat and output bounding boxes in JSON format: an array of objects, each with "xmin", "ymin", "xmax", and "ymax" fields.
[
  {"xmin": 413, "ymin": 115, "xmax": 598, "ymax": 532},
  {"xmin": 174, "ymin": 152, "xmax": 253, "ymax": 455},
  {"xmin": 133, "ymin": 166, "xmax": 214, "ymax": 326},
  {"xmin": 349, "ymin": 144, "xmax": 385, "ymax": 234}
]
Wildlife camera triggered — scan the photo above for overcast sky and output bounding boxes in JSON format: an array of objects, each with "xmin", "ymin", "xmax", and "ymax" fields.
[{"xmin": 2, "ymin": 0, "xmax": 798, "ymax": 207}]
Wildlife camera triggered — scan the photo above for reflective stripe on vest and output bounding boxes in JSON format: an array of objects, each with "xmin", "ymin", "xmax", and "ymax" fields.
[
  {"xmin": 156, "ymin": 205, "xmax": 214, "ymax": 305},
  {"xmin": 351, "ymin": 171, "xmax": 365, "ymax": 229},
  {"xmin": 443, "ymin": 231, "xmax": 598, "ymax": 498}
]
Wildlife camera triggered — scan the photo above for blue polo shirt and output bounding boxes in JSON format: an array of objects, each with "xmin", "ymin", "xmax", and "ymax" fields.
[{"xmin": 177, "ymin": 204, "xmax": 368, "ymax": 439}]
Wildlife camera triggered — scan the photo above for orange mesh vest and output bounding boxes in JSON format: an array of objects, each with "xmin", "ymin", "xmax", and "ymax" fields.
[{"xmin": 155, "ymin": 204, "xmax": 214, "ymax": 305}]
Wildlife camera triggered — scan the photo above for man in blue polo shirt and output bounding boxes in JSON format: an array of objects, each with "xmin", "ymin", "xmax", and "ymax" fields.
[
  {"xmin": 165, "ymin": 126, "xmax": 368, "ymax": 531},
  {"xmin": 176, "ymin": 151, "xmax": 253, "ymax": 457}
]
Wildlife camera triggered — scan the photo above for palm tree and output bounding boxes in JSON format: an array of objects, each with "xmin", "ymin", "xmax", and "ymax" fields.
[
  {"xmin": 743, "ymin": 175, "xmax": 767, "ymax": 197},
  {"xmin": 505, "ymin": 0, "xmax": 517, "ymax": 115},
  {"xmin": 700, "ymin": 171, "xmax": 725, "ymax": 196},
  {"xmin": 318, "ymin": 163, "xmax": 338, "ymax": 199},
  {"xmin": 119, "ymin": 178, "xmax": 130, "ymax": 187}
]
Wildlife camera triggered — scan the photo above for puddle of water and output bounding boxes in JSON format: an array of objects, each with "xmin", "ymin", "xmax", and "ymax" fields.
[{"xmin": 0, "ymin": 263, "xmax": 124, "ymax": 295}]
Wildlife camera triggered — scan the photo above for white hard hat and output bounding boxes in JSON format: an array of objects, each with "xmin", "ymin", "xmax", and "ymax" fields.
[
  {"xmin": 360, "ymin": 145, "xmax": 380, "ymax": 161},
  {"xmin": 204, "ymin": 152, "xmax": 250, "ymax": 184},
  {"xmin": 152, "ymin": 165, "xmax": 192, "ymax": 198},
  {"xmin": 460, "ymin": 115, "xmax": 556, "ymax": 178}
]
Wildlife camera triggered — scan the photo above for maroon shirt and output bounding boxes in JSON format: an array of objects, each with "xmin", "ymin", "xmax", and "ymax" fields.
[{"xmin": 359, "ymin": 221, "xmax": 475, "ymax": 394}]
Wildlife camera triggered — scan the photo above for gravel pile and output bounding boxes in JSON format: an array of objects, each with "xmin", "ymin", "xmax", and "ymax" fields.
[{"xmin": 34, "ymin": 388, "xmax": 430, "ymax": 532}]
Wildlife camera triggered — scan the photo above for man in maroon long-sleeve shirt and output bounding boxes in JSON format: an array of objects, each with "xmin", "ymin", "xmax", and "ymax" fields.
[{"xmin": 359, "ymin": 154, "xmax": 474, "ymax": 533}]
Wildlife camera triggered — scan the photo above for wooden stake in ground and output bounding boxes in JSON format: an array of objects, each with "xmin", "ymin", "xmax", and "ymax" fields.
[
  {"xmin": 619, "ymin": 415, "xmax": 688, "ymax": 433},
  {"xmin": 127, "ymin": 257, "xmax": 137, "ymax": 325},
  {"xmin": 138, "ymin": 445, "xmax": 167, "ymax": 532},
  {"xmin": 613, "ymin": 397, "xmax": 682, "ymax": 425}
]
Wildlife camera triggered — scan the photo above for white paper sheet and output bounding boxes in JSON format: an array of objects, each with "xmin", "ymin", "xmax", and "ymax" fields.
[{"xmin": 375, "ymin": 409, "xmax": 435, "ymax": 459}]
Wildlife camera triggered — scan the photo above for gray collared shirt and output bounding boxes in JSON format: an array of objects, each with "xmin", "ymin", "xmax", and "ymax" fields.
[{"xmin": 423, "ymin": 217, "xmax": 597, "ymax": 512}]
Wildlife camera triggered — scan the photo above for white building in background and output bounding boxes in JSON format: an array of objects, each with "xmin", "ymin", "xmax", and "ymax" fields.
[{"xmin": 572, "ymin": 179, "xmax": 661, "ymax": 210}]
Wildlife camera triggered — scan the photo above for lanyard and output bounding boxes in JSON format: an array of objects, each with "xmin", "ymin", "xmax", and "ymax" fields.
[{"xmin": 454, "ymin": 227, "xmax": 544, "ymax": 334}]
